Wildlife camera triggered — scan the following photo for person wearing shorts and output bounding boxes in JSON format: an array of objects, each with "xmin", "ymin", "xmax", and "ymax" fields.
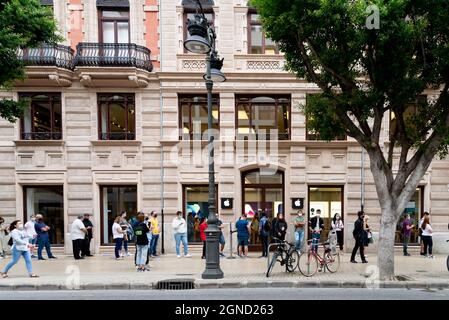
[
  {"xmin": 235, "ymin": 213, "xmax": 251, "ymax": 258},
  {"xmin": 216, "ymin": 213, "xmax": 226, "ymax": 257}
]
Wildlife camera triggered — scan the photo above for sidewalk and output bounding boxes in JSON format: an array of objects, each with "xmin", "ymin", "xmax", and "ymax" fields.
[{"xmin": 0, "ymin": 252, "xmax": 448, "ymax": 291}]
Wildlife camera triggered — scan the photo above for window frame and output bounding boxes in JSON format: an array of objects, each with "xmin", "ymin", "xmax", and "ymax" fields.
[
  {"xmin": 235, "ymin": 94, "xmax": 291, "ymax": 140},
  {"xmin": 98, "ymin": 9, "xmax": 130, "ymax": 43},
  {"xmin": 247, "ymin": 9, "xmax": 279, "ymax": 55},
  {"xmin": 19, "ymin": 92, "xmax": 62, "ymax": 140},
  {"xmin": 97, "ymin": 93, "xmax": 136, "ymax": 140},
  {"xmin": 178, "ymin": 94, "xmax": 220, "ymax": 140}
]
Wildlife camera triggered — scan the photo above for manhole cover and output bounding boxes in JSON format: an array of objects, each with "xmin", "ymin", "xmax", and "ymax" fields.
[{"xmin": 156, "ymin": 278, "xmax": 195, "ymax": 290}]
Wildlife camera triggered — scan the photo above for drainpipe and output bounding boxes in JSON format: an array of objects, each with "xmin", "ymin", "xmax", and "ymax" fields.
[
  {"xmin": 158, "ymin": 0, "xmax": 165, "ymax": 254},
  {"xmin": 361, "ymin": 147, "xmax": 365, "ymax": 212}
]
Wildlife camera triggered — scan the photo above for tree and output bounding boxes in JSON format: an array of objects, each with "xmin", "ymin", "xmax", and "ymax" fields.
[
  {"xmin": 0, "ymin": 0, "xmax": 60, "ymax": 122},
  {"xmin": 252, "ymin": 0, "xmax": 449, "ymax": 280}
]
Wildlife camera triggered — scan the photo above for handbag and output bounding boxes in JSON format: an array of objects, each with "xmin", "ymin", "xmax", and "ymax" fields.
[{"xmin": 7, "ymin": 237, "xmax": 13, "ymax": 246}]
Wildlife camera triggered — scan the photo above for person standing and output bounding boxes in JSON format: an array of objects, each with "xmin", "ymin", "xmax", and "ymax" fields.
[
  {"xmin": 0, "ymin": 220, "xmax": 38, "ymax": 278},
  {"xmin": 331, "ymin": 213, "xmax": 344, "ymax": 251},
  {"xmin": 34, "ymin": 214, "xmax": 56, "ymax": 260},
  {"xmin": 363, "ymin": 215, "xmax": 372, "ymax": 247},
  {"xmin": 235, "ymin": 213, "xmax": 251, "ymax": 258},
  {"xmin": 24, "ymin": 215, "xmax": 38, "ymax": 259},
  {"xmin": 309, "ymin": 210, "xmax": 324, "ymax": 252},
  {"xmin": 216, "ymin": 213, "xmax": 226, "ymax": 257},
  {"xmin": 0, "ymin": 216, "xmax": 8, "ymax": 259},
  {"xmin": 82, "ymin": 213, "xmax": 94, "ymax": 257},
  {"xmin": 149, "ymin": 211, "xmax": 160, "ymax": 257},
  {"xmin": 120, "ymin": 211, "xmax": 132, "ymax": 257},
  {"xmin": 199, "ymin": 217, "xmax": 207, "ymax": 259},
  {"xmin": 250, "ymin": 214, "xmax": 260, "ymax": 245},
  {"xmin": 134, "ymin": 213, "xmax": 150, "ymax": 272},
  {"xmin": 294, "ymin": 210, "xmax": 306, "ymax": 252},
  {"xmin": 71, "ymin": 215, "xmax": 87, "ymax": 260},
  {"xmin": 350, "ymin": 211, "xmax": 367, "ymax": 263},
  {"xmin": 421, "ymin": 216, "xmax": 434, "ymax": 258},
  {"xmin": 258, "ymin": 212, "xmax": 270, "ymax": 258},
  {"xmin": 273, "ymin": 213, "xmax": 287, "ymax": 241},
  {"xmin": 172, "ymin": 211, "xmax": 191, "ymax": 258},
  {"xmin": 402, "ymin": 214, "xmax": 414, "ymax": 256},
  {"xmin": 112, "ymin": 216, "xmax": 125, "ymax": 260},
  {"xmin": 419, "ymin": 212, "xmax": 430, "ymax": 255}
]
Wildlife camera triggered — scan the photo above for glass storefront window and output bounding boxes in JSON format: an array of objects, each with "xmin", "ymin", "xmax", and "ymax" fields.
[
  {"xmin": 24, "ymin": 186, "xmax": 64, "ymax": 245},
  {"xmin": 396, "ymin": 187, "xmax": 422, "ymax": 245},
  {"xmin": 184, "ymin": 185, "xmax": 217, "ymax": 243},
  {"xmin": 308, "ymin": 186, "xmax": 343, "ymax": 242},
  {"xmin": 101, "ymin": 186, "xmax": 137, "ymax": 244}
]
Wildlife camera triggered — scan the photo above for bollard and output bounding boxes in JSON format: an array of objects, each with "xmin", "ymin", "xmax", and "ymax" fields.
[{"xmin": 227, "ymin": 222, "xmax": 236, "ymax": 259}]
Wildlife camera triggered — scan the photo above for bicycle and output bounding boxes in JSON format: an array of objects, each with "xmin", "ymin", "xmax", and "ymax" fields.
[
  {"xmin": 298, "ymin": 239, "xmax": 340, "ymax": 277},
  {"xmin": 266, "ymin": 238, "xmax": 300, "ymax": 277}
]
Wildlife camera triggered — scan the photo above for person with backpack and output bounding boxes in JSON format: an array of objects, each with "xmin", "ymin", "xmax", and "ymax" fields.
[
  {"xmin": 294, "ymin": 210, "xmax": 306, "ymax": 252},
  {"xmin": 0, "ymin": 220, "xmax": 38, "ymax": 278},
  {"xmin": 0, "ymin": 216, "xmax": 8, "ymax": 259},
  {"xmin": 134, "ymin": 213, "xmax": 150, "ymax": 272},
  {"xmin": 199, "ymin": 217, "xmax": 207, "ymax": 259},
  {"xmin": 350, "ymin": 211, "xmax": 367, "ymax": 263},
  {"xmin": 402, "ymin": 213, "xmax": 414, "ymax": 256},
  {"xmin": 258, "ymin": 211, "xmax": 270, "ymax": 258},
  {"xmin": 119, "ymin": 211, "xmax": 133, "ymax": 257}
]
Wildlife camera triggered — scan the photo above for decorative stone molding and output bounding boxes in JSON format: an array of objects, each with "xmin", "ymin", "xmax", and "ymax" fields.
[
  {"xmin": 234, "ymin": 54, "xmax": 286, "ymax": 72},
  {"xmin": 181, "ymin": 59, "xmax": 207, "ymax": 71},
  {"xmin": 76, "ymin": 67, "xmax": 154, "ymax": 88},
  {"xmin": 247, "ymin": 60, "xmax": 282, "ymax": 71}
]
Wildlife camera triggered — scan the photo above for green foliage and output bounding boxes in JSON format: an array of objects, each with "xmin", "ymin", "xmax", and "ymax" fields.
[
  {"xmin": 252, "ymin": 0, "xmax": 449, "ymax": 150},
  {"xmin": 0, "ymin": 0, "xmax": 61, "ymax": 122}
]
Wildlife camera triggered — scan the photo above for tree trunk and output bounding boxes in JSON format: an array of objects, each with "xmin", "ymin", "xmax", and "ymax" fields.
[{"xmin": 377, "ymin": 204, "xmax": 397, "ymax": 281}]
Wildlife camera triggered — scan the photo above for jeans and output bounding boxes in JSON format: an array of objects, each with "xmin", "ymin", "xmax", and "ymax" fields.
[
  {"xmin": 422, "ymin": 235, "xmax": 433, "ymax": 255},
  {"xmin": 174, "ymin": 233, "xmax": 188, "ymax": 256},
  {"xmin": 114, "ymin": 238, "xmax": 123, "ymax": 258},
  {"xmin": 72, "ymin": 239, "xmax": 84, "ymax": 259},
  {"xmin": 150, "ymin": 234, "xmax": 159, "ymax": 256},
  {"xmin": 37, "ymin": 237, "xmax": 54, "ymax": 259},
  {"xmin": 294, "ymin": 229, "xmax": 305, "ymax": 251},
  {"xmin": 2, "ymin": 246, "xmax": 33, "ymax": 274},
  {"xmin": 136, "ymin": 245, "xmax": 149, "ymax": 265},
  {"xmin": 403, "ymin": 235, "xmax": 410, "ymax": 254},
  {"xmin": 123, "ymin": 239, "xmax": 128, "ymax": 253},
  {"xmin": 311, "ymin": 232, "xmax": 320, "ymax": 252}
]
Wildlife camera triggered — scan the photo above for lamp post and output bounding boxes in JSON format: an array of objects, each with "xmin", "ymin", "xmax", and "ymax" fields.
[{"xmin": 184, "ymin": 0, "xmax": 225, "ymax": 279}]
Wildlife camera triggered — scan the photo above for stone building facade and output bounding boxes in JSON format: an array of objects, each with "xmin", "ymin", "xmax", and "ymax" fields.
[{"xmin": 0, "ymin": 0, "xmax": 448, "ymax": 254}]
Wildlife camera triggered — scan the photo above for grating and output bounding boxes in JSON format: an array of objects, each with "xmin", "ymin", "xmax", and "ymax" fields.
[{"xmin": 156, "ymin": 278, "xmax": 195, "ymax": 290}]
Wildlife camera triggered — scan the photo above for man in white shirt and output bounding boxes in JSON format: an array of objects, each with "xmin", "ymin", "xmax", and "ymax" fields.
[
  {"xmin": 24, "ymin": 215, "xmax": 38, "ymax": 259},
  {"xmin": 172, "ymin": 211, "xmax": 191, "ymax": 258},
  {"xmin": 71, "ymin": 215, "xmax": 87, "ymax": 260}
]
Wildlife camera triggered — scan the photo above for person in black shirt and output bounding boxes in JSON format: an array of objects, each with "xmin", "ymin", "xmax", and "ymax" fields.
[
  {"xmin": 350, "ymin": 211, "xmax": 367, "ymax": 263},
  {"xmin": 273, "ymin": 212, "xmax": 288, "ymax": 241},
  {"xmin": 81, "ymin": 214, "xmax": 94, "ymax": 257},
  {"xmin": 134, "ymin": 213, "xmax": 150, "ymax": 272}
]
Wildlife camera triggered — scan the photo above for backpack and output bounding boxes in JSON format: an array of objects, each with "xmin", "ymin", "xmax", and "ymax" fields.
[
  {"xmin": 7, "ymin": 237, "xmax": 13, "ymax": 246},
  {"xmin": 263, "ymin": 219, "xmax": 271, "ymax": 232}
]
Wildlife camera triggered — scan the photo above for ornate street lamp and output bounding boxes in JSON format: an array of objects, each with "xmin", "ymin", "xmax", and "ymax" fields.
[{"xmin": 184, "ymin": 0, "xmax": 225, "ymax": 279}]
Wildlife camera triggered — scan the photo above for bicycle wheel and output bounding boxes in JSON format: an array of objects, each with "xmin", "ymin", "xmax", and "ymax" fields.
[
  {"xmin": 286, "ymin": 250, "xmax": 300, "ymax": 272},
  {"xmin": 446, "ymin": 255, "xmax": 449, "ymax": 272},
  {"xmin": 298, "ymin": 251, "xmax": 318, "ymax": 277},
  {"xmin": 325, "ymin": 252, "xmax": 340, "ymax": 273},
  {"xmin": 266, "ymin": 253, "xmax": 278, "ymax": 278}
]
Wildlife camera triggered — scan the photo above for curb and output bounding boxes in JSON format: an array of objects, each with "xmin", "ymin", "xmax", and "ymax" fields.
[{"xmin": 1, "ymin": 280, "xmax": 449, "ymax": 291}]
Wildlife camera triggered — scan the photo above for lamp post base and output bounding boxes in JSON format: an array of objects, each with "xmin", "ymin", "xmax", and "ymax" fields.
[{"xmin": 201, "ymin": 225, "xmax": 224, "ymax": 279}]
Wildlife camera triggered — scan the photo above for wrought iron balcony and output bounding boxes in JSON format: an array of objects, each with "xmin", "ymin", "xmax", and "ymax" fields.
[
  {"xmin": 99, "ymin": 132, "xmax": 136, "ymax": 140},
  {"xmin": 17, "ymin": 44, "xmax": 74, "ymax": 70},
  {"xmin": 75, "ymin": 43, "xmax": 153, "ymax": 72}
]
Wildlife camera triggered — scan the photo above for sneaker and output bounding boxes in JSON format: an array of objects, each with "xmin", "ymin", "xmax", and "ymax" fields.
[
  {"xmin": 350, "ymin": 260, "xmax": 358, "ymax": 263},
  {"xmin": 219, "ymin": 253, "xmax": 226, "ymax": 257},
  {"xmin": 404, "ymin": 253, "xmax": 411, "ymax": 256},
  {"xmin": 177, "ymin": 255, "xmax": 181, "ymax": 258},
  {"xmin": 427, "ymin": 255, "xmax": 434, "ymax": 259},
  {"xmin": 184, "ymin": 254, "xmax": 192, "ymax": 258},
  {"xmin": 115, "ymin": 257, "xmax": 124, "ymax": 260},
  {"xmin": 362, "ymin": 260, "xmax": 368, "ymax": 263},
  {"xmin": 49, "ymin": 256, "xmax": 57, "ymax": 259}
]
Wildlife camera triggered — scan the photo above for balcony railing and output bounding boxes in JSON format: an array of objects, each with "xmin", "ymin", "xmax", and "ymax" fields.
[
  {"xmin": 17, "ymin": 44, "xmax": 74, "ymax": 70},
  {"xmin": 75, "ymin": 43, "xmax": 153, "ymax": 72},
  {"xmin": 99, "ymin": 132, "xmax": 136, "ymax": 140},
  {"xmin": 21, "ymin": 132, "xmax": 62, "ymax": 140}
]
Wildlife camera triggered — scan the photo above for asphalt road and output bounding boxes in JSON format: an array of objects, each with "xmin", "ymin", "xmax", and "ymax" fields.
[{"xmin": 0, "ymin": 288, "xmax": 448, "ymax": 300}]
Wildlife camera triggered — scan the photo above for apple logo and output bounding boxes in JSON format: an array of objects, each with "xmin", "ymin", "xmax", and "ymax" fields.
[
  {"xmin": 295, "ymin": 199, "xmax": 301, "ymax": 207},
  {"xmin": 224, "ymin": 199, "xmax": 230, "ymax": 207}
]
